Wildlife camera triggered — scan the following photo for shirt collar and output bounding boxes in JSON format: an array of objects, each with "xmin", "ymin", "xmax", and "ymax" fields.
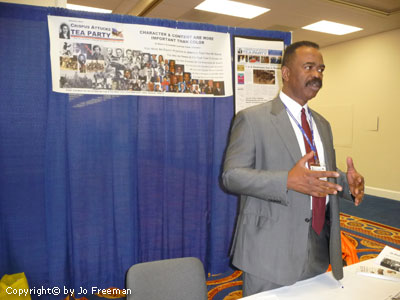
[{"xmin": 280, "ymin": 91, "xmax": 310, "ymax": 121}]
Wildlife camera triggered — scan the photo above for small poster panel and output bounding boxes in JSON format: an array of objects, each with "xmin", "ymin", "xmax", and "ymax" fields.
[{"xmin": 234, "ymin": 36, "xmax": 284, "ymax": 113}]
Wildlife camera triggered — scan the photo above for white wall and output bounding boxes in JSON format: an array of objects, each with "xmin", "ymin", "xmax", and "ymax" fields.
[
  {"xmin": 310, "ymin": 28, "xmax": 400, "ymax": 200},
  {"xmin": 0, "ymin": 0, "xmax": 65, "ymax": 7}
]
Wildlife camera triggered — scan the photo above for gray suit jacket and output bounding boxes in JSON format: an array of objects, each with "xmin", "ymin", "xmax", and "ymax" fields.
[{"xmin": 222, "ymin": 97, "xmax": 352, "ymax": 285}]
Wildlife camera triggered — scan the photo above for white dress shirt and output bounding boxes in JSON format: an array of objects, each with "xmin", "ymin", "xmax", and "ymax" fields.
[{"xmin": 280, "ymin": 91, "xmax": 329, "ymax": 207}]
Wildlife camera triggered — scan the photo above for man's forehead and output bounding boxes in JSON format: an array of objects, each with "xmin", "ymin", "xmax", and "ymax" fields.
[{"xmin": 294, "ymin": 46, "xmax": 324, "ymax": 63}]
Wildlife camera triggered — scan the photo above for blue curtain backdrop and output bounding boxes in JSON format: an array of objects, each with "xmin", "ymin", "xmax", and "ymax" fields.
[{"xmin": 0, "ymin": 3, "xmax": 291, "ymax": 298}]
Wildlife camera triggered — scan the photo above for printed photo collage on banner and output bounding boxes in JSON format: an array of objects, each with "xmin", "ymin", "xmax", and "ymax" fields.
[{"xmin": 59, "ymin": 39, "xmax": 225, "ymax": 96}]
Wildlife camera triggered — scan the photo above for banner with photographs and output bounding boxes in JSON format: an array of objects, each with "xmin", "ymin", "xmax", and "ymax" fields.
[
  {"xmin": 48, "ymin": 16, "xmax": 232, "ymax": 97},
  {"xmin": 234, "ymin": 37, "xmax": 284, "ymax": 113}
]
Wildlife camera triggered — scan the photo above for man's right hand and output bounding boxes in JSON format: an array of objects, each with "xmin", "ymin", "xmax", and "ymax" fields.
[{"xmin": 287, "ymin": 151, "xmax": 343, "ymax": 197}]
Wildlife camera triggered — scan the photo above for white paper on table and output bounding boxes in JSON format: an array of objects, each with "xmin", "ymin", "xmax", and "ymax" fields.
[{"xmin": 374, "ymin": 245, "xmax": 400, "ymax": 273}]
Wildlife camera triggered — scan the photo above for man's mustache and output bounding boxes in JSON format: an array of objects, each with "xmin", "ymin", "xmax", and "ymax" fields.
[{"xmin": 306, "ymin": 78, "xmax": 322, "ymax": 88}]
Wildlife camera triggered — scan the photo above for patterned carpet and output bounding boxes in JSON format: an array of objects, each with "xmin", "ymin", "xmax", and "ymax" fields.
[{"xmin": 205, "ymin": 212, "xmax": 400, "ymax": 300}]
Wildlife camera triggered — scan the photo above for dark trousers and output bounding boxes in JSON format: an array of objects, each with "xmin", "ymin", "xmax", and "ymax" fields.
[{"xmin": 243, "ymin": 211, "xmax": 331, "ymax": 297}]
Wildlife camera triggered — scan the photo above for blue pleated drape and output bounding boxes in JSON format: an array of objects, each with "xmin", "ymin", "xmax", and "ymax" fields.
[{"xmin": 0, "ymin": 3, "xmax": 290, "ymax": 299}]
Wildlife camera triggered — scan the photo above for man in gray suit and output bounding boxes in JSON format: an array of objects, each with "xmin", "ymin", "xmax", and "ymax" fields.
[{"xmin": 222, "ymin": 41, "xmax": 364, "ymax": 296}]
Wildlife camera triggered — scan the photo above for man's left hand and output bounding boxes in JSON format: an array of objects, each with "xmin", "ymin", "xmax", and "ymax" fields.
[{"xmin": 346, "ymin": 157, "xmax": 364, "ymax": 206}]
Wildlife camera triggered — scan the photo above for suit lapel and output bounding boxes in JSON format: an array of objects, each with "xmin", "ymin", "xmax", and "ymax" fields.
[
  {"xmin": 270, "ymin": 98, "xmax": 302, "ymax": 163},
  {"xmin": 269, "ymin": 97, "xmax": 335, "ymax": 171}
]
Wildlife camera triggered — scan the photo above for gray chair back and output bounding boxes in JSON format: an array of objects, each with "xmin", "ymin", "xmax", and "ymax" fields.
[{"xmin": 126, "ymin": 257, "xmax": 208, "ymax": 300}]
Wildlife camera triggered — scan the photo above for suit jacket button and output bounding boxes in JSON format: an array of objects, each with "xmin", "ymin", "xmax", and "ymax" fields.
[{"xmin": 305, "ymin": 218, "xmax": 311, "ymax": 223}]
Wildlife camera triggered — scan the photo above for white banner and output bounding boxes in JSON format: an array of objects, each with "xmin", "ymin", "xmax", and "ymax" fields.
[
  {"xmin": 48, "ymin": 16, "xmax": 232, "ymax": 97},
  {"xmin": 234, "ymin": 37, "xmax": 284, "ymax": 113}
]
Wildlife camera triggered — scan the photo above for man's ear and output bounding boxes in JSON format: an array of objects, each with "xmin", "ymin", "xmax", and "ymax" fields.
[{"xmin": 281, "ymin": 65, "xmax": 290, "ymax": 82}]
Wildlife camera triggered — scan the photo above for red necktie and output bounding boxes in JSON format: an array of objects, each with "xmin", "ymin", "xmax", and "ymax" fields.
[{"xmin": 301, "ymin": 108, "xmax": 326, "ymax": 235}]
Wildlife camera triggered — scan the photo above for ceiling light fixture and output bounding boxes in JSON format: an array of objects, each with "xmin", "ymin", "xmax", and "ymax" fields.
[
  {"xmin": 302, "ymin": 20, "xmax": 362, "ymax": 35},
  {"xmin": 66, "ymin": 4, "xmax": 112, "ymax": 14},
  {"xmin": 195, "ymin": 0, "xmax": 269, "ymax": 19}
]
